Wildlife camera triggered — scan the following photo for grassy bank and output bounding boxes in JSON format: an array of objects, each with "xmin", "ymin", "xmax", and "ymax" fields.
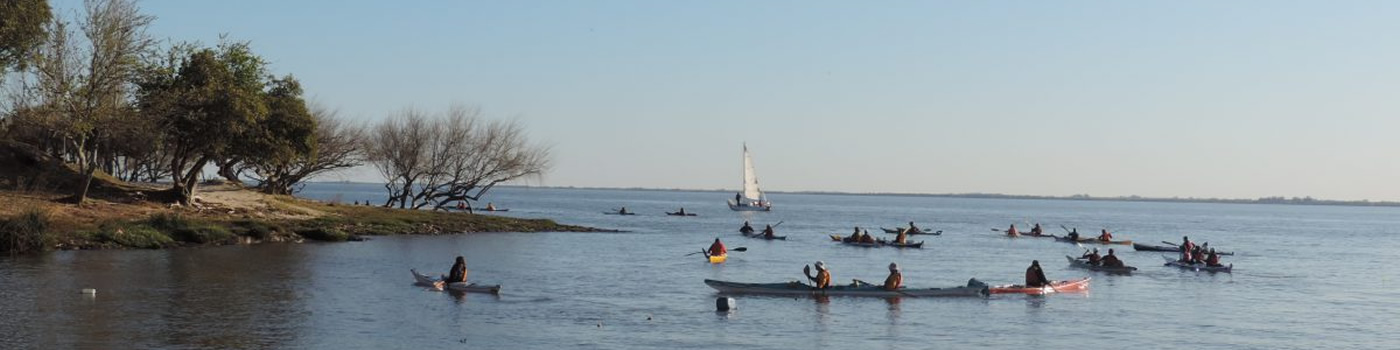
[{"xmin": 0, "ymin": 187, "xmax": 607, "ymax": 253}]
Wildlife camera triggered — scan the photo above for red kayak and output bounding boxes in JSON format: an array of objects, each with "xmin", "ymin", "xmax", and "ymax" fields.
[{"xmin": 989, "ymin": 277, "xmax": 1091, "ymax": 295}]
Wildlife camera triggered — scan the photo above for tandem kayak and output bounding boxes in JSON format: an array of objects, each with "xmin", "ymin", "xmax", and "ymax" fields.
[
  {"xmin": 989, "ymin": 277, "xmax": 1091, "ymax": 295},
  {"xmin": 1064, "ymin": 255, "xmax": 1137, "ymax": 274},
  {"xmin": 1055, "ymin": 237, "xmax": 1132, "ymax": 245},
  {"xmin": 1161, "ymin": 256, "xmax": 1233, "ymax": 273},
  {"xmin": 410, "ymin": 269, "xmax": 502, "ymax": 294},
  {"xmin": 708, "ymin": 254, "xmax": 727, "ymax": 263},
  {"xmin": 742, "ymin": 231, "xmax": 787, "ymax": 240},
  {"xmin": 880, "ymin": 227, "xmax": 942, "ymax": 235},
  {"xmin": 829, "ymin": 235, "xmax": 881, "ymax": 247},
  {"xmin": 704, "ymin": 279, "xmax": 989, "ymax": 298},
  {"xmin": 1132, "ymin": 243, "xmax": 1234, "ymax": 255}
]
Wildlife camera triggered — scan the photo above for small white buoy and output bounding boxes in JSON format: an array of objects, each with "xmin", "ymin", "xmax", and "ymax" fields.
[
  {"xmin": 81, "ymin": 288, "xmax": 97, "ymax": 295},
  {"xmin": 716, "ymin": 297, "xmax": 736, "ymax": 311}
]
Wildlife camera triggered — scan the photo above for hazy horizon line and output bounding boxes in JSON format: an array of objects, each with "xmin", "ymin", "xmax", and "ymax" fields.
[{"xmin": 307, "ymin": 181, "xmax": 1400, "ymax": 207}]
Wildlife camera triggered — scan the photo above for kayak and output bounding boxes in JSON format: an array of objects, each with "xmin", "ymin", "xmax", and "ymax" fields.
[
  {"xmin": 704, "ymin": 278, "xmax": 989, "ymax": 298},
  {"xmin": 742, "ymin": 231, "xmax": 787, "ymax": 240},
  {"xmin": 475, "ymin": 208, "xmax": 508, "ymax": 212},
  {"xmin": 708, "ymin": 254, "xmax": 727, "ymax": 263},
  {"xmin": 410, "ymin": 269, "xmax": 502, "ymax": 294},
  {"xmin": 989, "ymin": 277, "xmax": 1091, "ymax": 295},
  {"xmin": 1055, "ymin": 236, "xmax": 1133, "ymax": 245},
  {"xmin": 1133, "ymin": 243, "xmax": 1234, "ymax": 255},
  {"xmin": 1161, "ymin": 256, "xmax": 1233, "ymax": 273},
  {"xmin": 666, "ymin": 212, "xmax": 698, "ymax": 216},
  {"xmin": 829, "ymin": 235, "xmax": 881, "ymax": 247},
  {"xmin": 1064, "ymin": 255, "xmax": 1137, "ymax": 274},
  {"xmin": 603, "ymin": 212, "xmax": 636, "ymax": 215},
  {"xmin": 880, "ymin": 227, "xmax": 942, "ymax": 235},
  {"xmin": 880, "ymin": 240, "xmax": 925, "ymax": 248}
]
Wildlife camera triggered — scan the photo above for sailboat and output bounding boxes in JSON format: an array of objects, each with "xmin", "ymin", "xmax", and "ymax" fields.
[{"xmin": 728, "ymin": 143, "xmax": 772, "ymax": 211}]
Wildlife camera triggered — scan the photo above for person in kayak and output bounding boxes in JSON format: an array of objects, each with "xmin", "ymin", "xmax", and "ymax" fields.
[
  {"xmin": 1097, "ymin": 229, "xmax": 1113, "ymax": 242},
  {"xmin": 1179, "ymin": 236, "xmax": 1195, "ymax": 263},
  {"xmin": 1006, "ymin": 224, "xmax": 1020, "ymax": 237},
  {"xmin": 804, "ymin": 261, "xmax": 832, "ymax": 289},
  {"xmin": 1080, "ymin": 248, "xmax": 1102, "ymax": 266},
  {"xmin": 894, "ymin": 228, "xmax": 909, "ymax": 244},
  {"xmin": 707, "ymin": 238, "xmax": 726, "ymax": 257},
  {"xmin": 1100, "ymin": 249, "xmax": 1125, "ymax": 268},
  {"xmin": 907, "ymin": 221, "xmax": 920, "ymax": 233},
  {"xmin": 859, "ymin": 230, "xmax": 877, "ymax": 244},
  {"xmin": 1025, "ymin": 260, "xmax": 1050, "ymax": 287},
  {"xmin": 1067, "ymin": 228, "xmax": 1080, "ymax": 241},
  {"xmin": 1205, "ymin": 248, "xmax": 1223, "ymax": 267},
  {"xmin": 618, "ymin": 207, "xmax": 630, "ymax": 215},
  {"xmin": 485, "ymin": 202, "xmax": 497, "ymax": 211},
  {"xmin": 740, "ymin": 221, "xmax": 754, "ymax": 235},
  {"xmin": 674, "ymin": 208, "xmax": 686, "ymax": 215},
  {"xmin": 456, "ymin": 201, "xmax": 467, "ymax": 210},
  {"xmin": 846, "ymin": 227, "xmax": 862, "ymax": 242},
  {"xmin": 1031, "ymin": 223, "xmax": 1044, "ymax": 236},
  {"xmin": 883, "ymin": 262, "xmax": 903, "ymax": 290},
  {"xmin": 762, "ymin": 224, "xmax": 776, "ymax": 239},
  {"xmin": 434, "ymin": 256, "xmax": 469, "ymax": 289}
]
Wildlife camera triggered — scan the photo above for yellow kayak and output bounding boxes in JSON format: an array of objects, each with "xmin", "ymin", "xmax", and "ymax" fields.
[{"xmin": 709, "ymin": 254, "xmax": 727, "ymax": 263}]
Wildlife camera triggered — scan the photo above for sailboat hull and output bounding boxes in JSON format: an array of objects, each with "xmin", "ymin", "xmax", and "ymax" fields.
[{"xmin": 727, "ymin": 199, "xmax": 772, "ymax": 211}]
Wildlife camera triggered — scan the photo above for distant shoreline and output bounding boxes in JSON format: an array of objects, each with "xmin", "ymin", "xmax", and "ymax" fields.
[{"xmin": 308, "ymin": 182, "xmax": 1400, "ymax": 208}]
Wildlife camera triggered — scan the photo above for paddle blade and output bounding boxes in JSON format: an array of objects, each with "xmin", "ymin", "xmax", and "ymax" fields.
[{"xmin": 732, "ymin": 247, "xmax": 748, "ymax": 252}]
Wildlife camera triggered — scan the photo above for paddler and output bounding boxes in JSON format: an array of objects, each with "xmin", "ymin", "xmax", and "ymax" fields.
[
  {"xmin": 1025, "ymin": 260, "xmax": 1050, "ymax": 287},
  {"xmin": 1080, "ymin": 248, "xmax": 1102, "ymax": 265},
  {"xmin": 485, "ymin": 202, "xmax": 496, "ymax": 211},
  {"xmin": 1067, "ymin": 228, "xmax": 1081, "ymax": 241},
  {"xmin": 707, "ymin": 238, "xmax": 726, "ymax": 257},
  {"xmin": 846, "ymin": 227, "xmax": 862, "ymax": 242},
  {"xmin": 1006, "ymin": 224, "xmax": 1020, "ymax": 237},
  {"xmin": 435, "ymin": 256, "xmax": 469, "ymax": 289},
  {"xmin": 805, "ymin": 261, "xmax": 832, "ymax": 289},
  {"xmin": 1179, "ymin": 236, "xmax": 1195, "ymax": 263},
  {"xmin": 883, "ymin": 263, "xmax": 903, "ymax": 290},
  {"xmin": 456, "ymin": 201, "xmax": 467, "ymax": 210},
  {"xmin": 1031, "ymin": 223, "xmax": 1044, "ymax": 236},
  {"xmin": 740, "ymin": 221, "xmax": 754, "ymax": 234},
  {"xmin": 907, "ymin": 221, "xmax": 920, "ymax": 233},
  {"xmin": 619, "ymin": 207, "xmax": 630, "ymax": 215},
  {"xmin": 859, "ymin": 230, "xmax": 877, "ymax": 244},
  {"xmin": 1205, "ymin": 248, "xmax": 1223, "ymax": 267},
  {"xmin": 894, "ymin": 228, "xmax": 909, "ymax": 244},
  {"xmin": 762, "ymin": 224, "xmax": 776, "ymax": 239},
  {"xmin": 676, "ymin": 207, "xmax": 687, "ymax": 215},
  {"xmin": 1100, "ymin": 249, "xmax": 1125, "ymax": 268},
  {"xmin": 1097, "ymin": 229, "xmax": 1113, "ymax": 242}
]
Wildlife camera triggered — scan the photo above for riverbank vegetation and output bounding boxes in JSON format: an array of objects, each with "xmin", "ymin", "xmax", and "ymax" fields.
[{"xmin": 0, "ymin": 0, "xmax": 574, "ymax": 254}]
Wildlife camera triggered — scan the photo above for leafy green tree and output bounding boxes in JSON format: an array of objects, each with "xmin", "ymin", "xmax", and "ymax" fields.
[{"xmin": 0, "ymin": 0, "xmax": 52, "ymax": 74}]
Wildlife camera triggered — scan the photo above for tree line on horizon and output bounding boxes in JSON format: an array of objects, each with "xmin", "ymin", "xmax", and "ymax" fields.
[{"xmin": 0, "ymin": 0, "xmax": 549, "ymax": 209}]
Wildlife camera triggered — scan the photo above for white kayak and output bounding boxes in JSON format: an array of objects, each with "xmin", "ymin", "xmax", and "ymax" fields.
[{"xmin": 411, "ymin": 269, "xmax": 502, "ymax": 294}]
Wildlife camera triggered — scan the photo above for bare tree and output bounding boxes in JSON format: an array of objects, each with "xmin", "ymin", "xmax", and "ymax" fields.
[
  {"xmin": 365, "ymin": 105, "xmax": 549, "ymax": 210},
  {"xmin": 365, "ymin": 108, "xmax": 432, "ymax": 208}
]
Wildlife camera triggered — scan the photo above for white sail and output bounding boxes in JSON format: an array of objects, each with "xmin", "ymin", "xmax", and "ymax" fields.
[{"xmin": 742, "ymin": 144, "xmax": 761, "ymax": 200}]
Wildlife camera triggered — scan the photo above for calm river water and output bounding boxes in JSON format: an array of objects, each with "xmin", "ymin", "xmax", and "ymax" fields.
[{"xmin": 3, "ymin": 184, "xmax": 1398, "ymax": 349}]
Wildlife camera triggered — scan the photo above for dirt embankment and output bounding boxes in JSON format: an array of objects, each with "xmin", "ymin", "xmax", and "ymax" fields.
[{"xmin": 0, "ymin": 140, "xmax": 605, "ymax": 253}]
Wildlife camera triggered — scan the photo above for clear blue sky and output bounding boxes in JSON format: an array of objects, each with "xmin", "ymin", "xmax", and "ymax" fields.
[{"xmin": 53, "ymin": 1, "xmax": 1400, "ymax": 201}]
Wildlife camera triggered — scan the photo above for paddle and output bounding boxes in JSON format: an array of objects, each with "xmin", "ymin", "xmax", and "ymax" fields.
[{"xmin": 687, "ymin": 247, "xmax": 748, "ymax": 257}]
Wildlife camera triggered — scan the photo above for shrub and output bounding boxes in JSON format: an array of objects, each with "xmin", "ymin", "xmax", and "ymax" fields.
[
  {"xmin": 146, "ymin": 213, "xmax": 232, "ymax": 244},
  {"xmin": 296, "ymin": 227, "xmax": 349, "ymax": 242},
  {"xmin": 233, "ymin": 220, "xmax": 279, "ymax": 240},
  {"xmin": 99, "ymin": 225, "xmax": 173, "ymax": 249},
  {"xmin": 0, "ymin": 209, "xmax": 51, "ymax": 254}
]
